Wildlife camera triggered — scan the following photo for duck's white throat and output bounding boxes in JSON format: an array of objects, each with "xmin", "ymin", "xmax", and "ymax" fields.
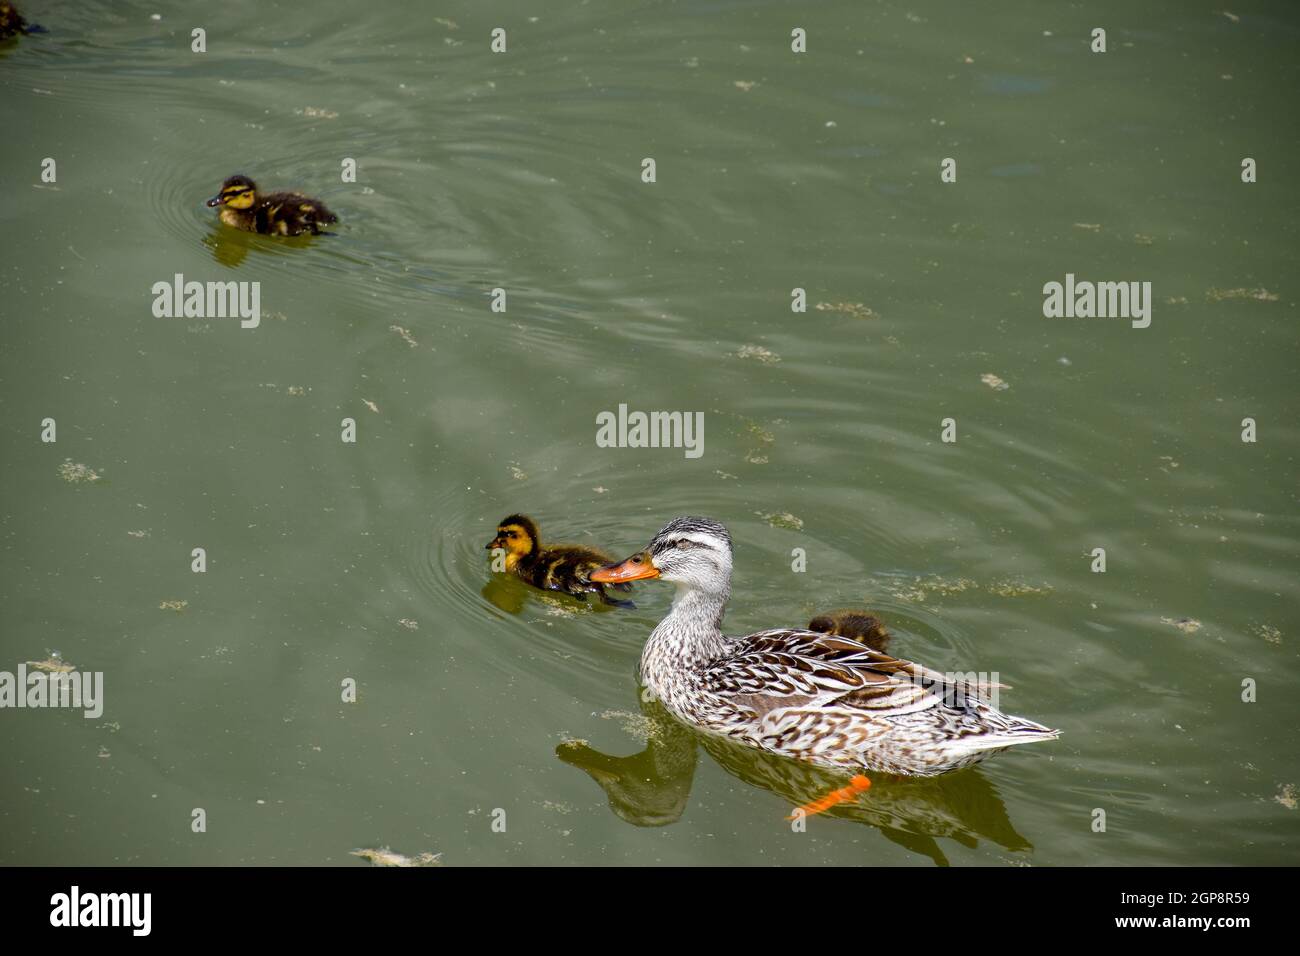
[{"xmin": 641, "ymin": 582, "xmax": 731, "ymax": 696}]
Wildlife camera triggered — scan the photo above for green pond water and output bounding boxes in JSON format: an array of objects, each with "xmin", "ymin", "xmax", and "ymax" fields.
[{"xmin": 1, "ymin": 0, "xmax": 1297, "ymax": 866}]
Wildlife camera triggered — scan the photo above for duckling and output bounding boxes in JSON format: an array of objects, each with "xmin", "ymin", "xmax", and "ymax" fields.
[
  {"xmin": 0, "ymin": 2, "xmax": 42, "ymax": 39},
  {"xmin": 807, "ymin": 609, "xmax": 891, "ymax": 653},
  {"xmin": 205, "ymin": 174, "xmax": 337, "ymax": 236},
  {"xmin": 486, "ymin": 514, "xmax": 635, "ymax": 608}
]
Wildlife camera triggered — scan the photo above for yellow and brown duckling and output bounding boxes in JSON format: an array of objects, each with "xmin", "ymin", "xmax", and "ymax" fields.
[
  {"xmin": 206, "ymin": 174, "xmax": 338, "ymax": 236},
  {"xmin": 807, "ymin": 609, "xmax": 891, "ymax": 653},
  {"xmin": 0, "ymin": 2, "xmax": 43, "ymax": 39},
  {"xmin": 486, "ymin": 514, "xmax": 635, "ymax": 608}
]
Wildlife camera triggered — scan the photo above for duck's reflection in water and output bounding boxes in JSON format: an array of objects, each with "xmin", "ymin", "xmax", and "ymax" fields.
[
  {"xmin": 203, "ymin": 224, "xmax": 316, "ymax": 268},
  {"xmin": 481, "ymin": 575, "xmax": 623, "ymax": 616},
  {"xmin": 557, "ymin": 696, "xmax": 1031, "ymax": 866},
  {"xmin": 481, "ymin": 576, "xmax": 529, "ymax": 615},
  {"xmin": 204, "ymin": 229, "xmax": 252, "ymax": 268}
]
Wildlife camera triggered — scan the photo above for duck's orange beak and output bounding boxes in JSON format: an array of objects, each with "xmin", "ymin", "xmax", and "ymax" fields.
[{"xmin": 590, "ymin": 552, "xmax": 659, "ymax": 583}]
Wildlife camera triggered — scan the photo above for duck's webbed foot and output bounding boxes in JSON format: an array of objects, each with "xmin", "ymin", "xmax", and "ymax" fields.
[{"xmin": 786, "ymin": 774, "xmax": 872, "ymax": 821}]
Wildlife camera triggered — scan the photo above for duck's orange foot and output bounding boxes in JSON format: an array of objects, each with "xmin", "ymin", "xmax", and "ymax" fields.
[{"xmin": 786, "ymin": 774, "xmax": 872, "ymax": 820}]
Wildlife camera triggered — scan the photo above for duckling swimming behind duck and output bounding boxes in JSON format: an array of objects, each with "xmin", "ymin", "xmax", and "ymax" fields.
[
  {"xmin": 486, "ymin": 514, "xmax": 635, "ymax": 608},
  {"xmin": 206, "ymin": 174, "xmax": 338, "ymax": 236},
  {"xmin": 0, "ymin": 2, "xmax": 43, "ymax": 39},
  {"xmin": 807, "ymin": 609, "xmax": 891, "ymax": 653}
]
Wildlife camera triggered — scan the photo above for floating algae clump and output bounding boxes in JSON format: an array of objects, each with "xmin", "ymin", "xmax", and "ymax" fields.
[
  {"xmin": 757, "ymin": 511, "xmax": 804, "ymax": 531},
  {"xmin": 1206, "ymin": 287, "xmax": 1278, "ymax": 302},
  {"xmin": 736, "ymin": 344, "xmax": 781, "ymax": 364},
  {"xmin": 59, "ymin": 460, "xmax": 102, "ymax": 483},
  {"xmin": 597, "ymin": 709, "xmax": 662, "ymax": 743},
  {"xmin": 27, "ymin": 655, "xmax": 76, "ymax": 674},
  {"xmin": 988, "ymin": 580, "xmax": 1054, "ymax": 598},
  {"xmin": 885, "ymin": 576, "xmax": 978, "ymax": 603},
  {"xmin": 815, "ymin": 301, "xmax": 878, "ymax": 320},
  {"xmin": 350, "ymin": 847, "xmax": 442, "ymax": 867}
]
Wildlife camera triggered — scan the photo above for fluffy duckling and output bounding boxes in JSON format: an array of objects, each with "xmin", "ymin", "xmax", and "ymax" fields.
[
  {"xmin": 206, "ymin": 174, "xmax": 337, "ymax": 236},
  {"xmin": 0, "ymin": 2, "xmax": 42, "ymax": 39},
  {"xmin": 486, "ymin": 514, "xmax": 634, "ymax": 608},
  {"xmin": 807, "ymin": 609, "xmax": 891, "ymax": 653}
]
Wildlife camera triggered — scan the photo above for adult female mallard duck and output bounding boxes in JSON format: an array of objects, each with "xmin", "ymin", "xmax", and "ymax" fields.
[
  {"xmin": 486, "ymin": 514, "xmax": 635, "ymax": 608},
  {"xmin": 206, "ymin": 174, "xmax": 337, "ymax": 236},
  {"xmin": 591, "ymin": 516, "xmax": 1059, "ymax": 777}
]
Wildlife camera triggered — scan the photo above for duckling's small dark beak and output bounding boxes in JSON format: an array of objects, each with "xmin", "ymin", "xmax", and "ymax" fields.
[
  {"xmin": 485, "ymin": 538, "xmax": 502, "ymax": 551},
  {"xmin": 590, "ymin": 552, "xmax": 659, "ymax": 583},
  {"xmin": 206, "ymin": 195, "xmax": 222, "ymax": 207}
]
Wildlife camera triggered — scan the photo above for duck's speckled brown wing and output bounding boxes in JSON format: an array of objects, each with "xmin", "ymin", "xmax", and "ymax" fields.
[{"xmin": 704, "ymin": 628, "xmax": 975, "ymax": 719}]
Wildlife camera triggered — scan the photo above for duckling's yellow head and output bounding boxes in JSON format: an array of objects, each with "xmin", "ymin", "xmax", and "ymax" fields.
[
  {"xmin": 486, "ymin": 514, "xmax": 539, "ymax": 568},
  {"xmin": 207, "ymin": 175, "xmax": 257, "ymax": 210}
]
